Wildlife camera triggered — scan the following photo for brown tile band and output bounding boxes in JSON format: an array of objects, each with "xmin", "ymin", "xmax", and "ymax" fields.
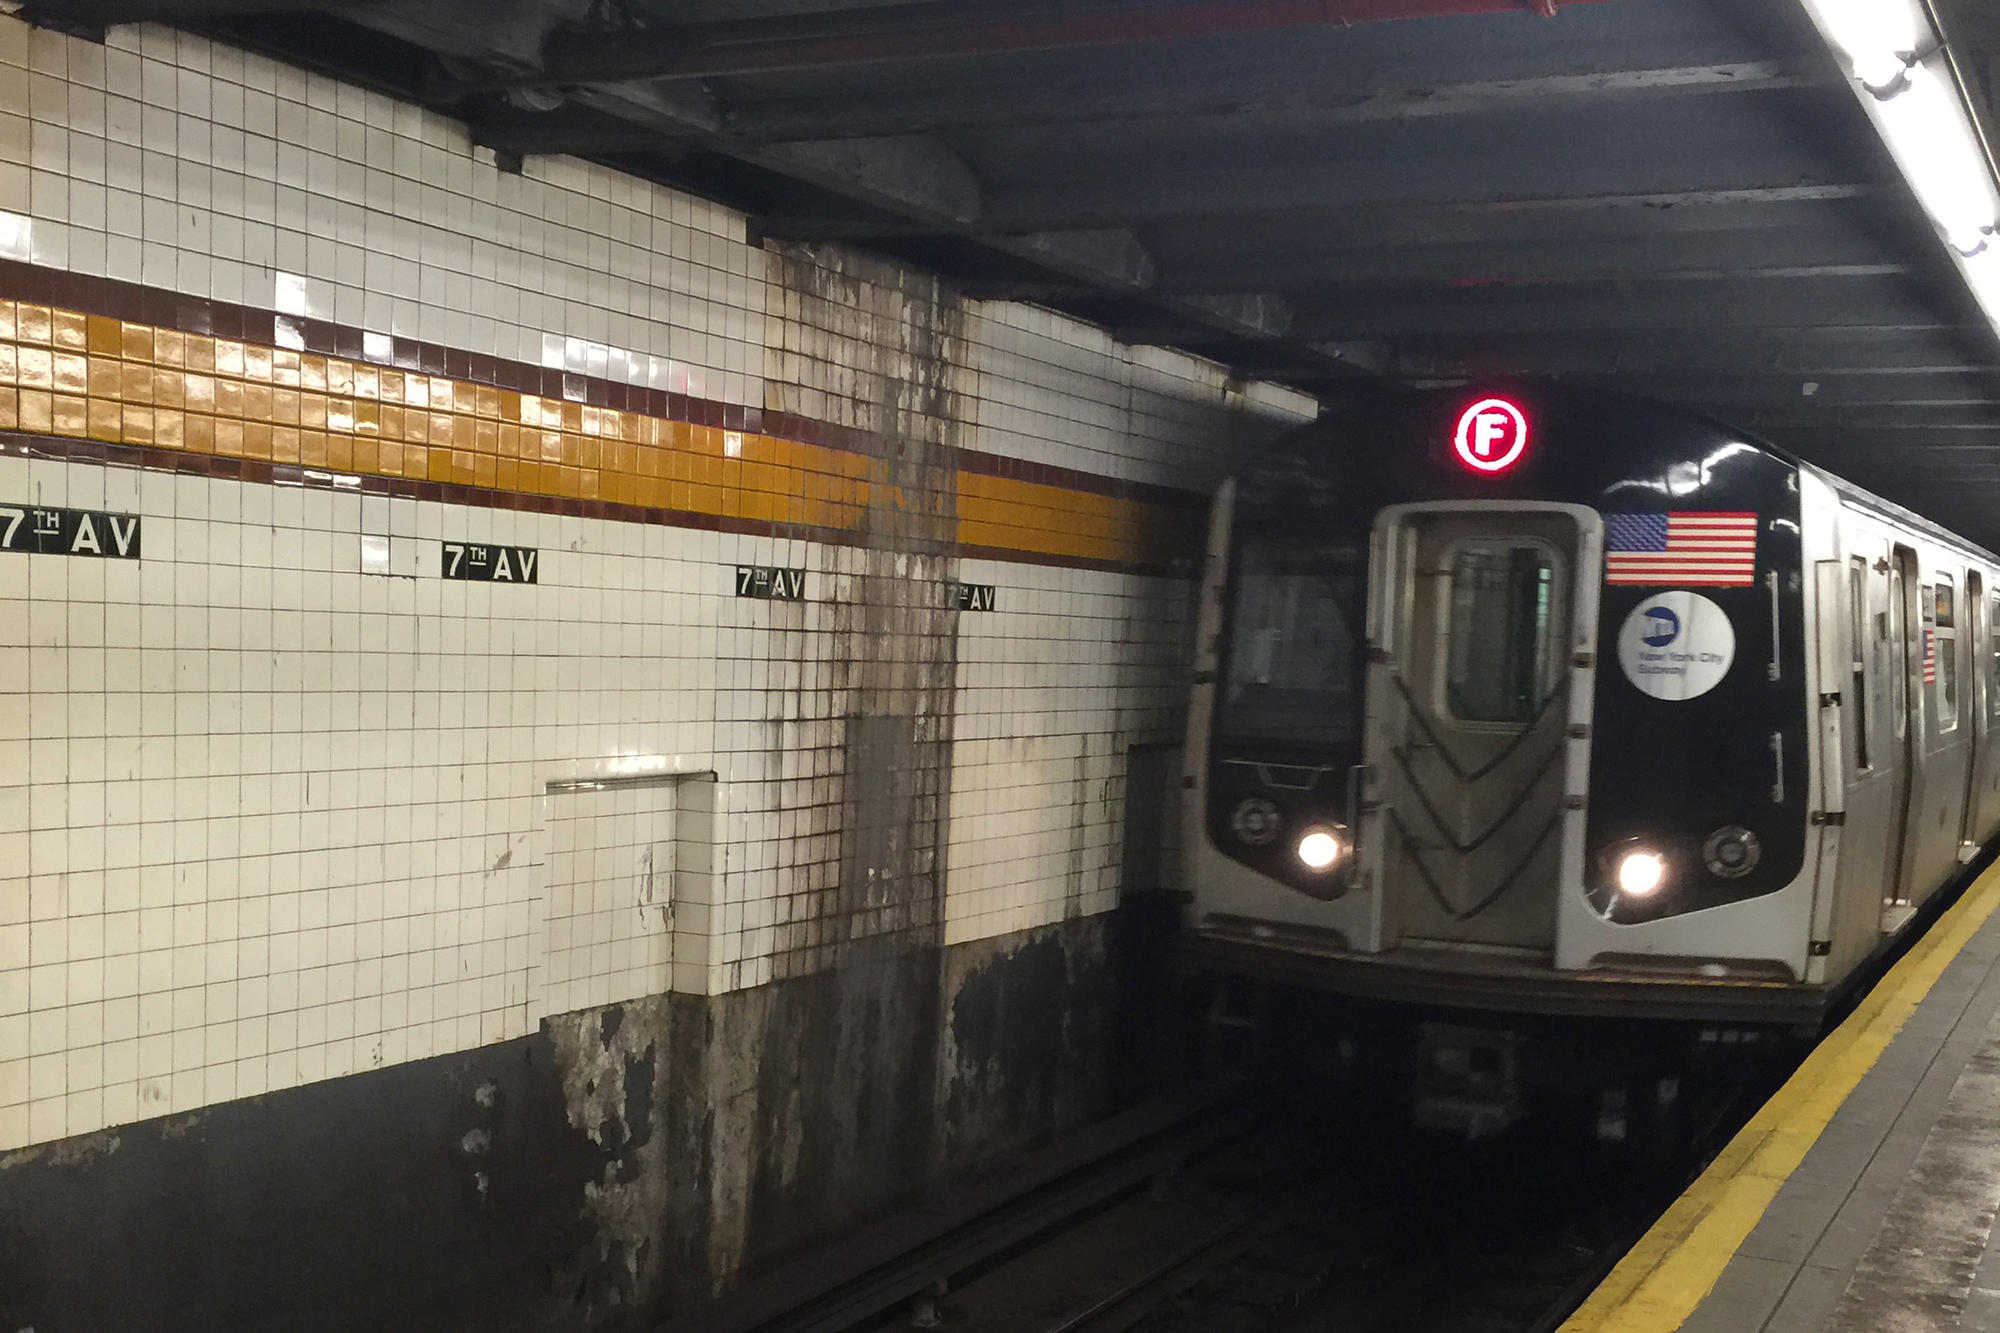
[
  {"xmin": 0, "ymin": 270, "xmax": 1210, "ymax": 572},
  {"xmin": 0, "ymin": 431, "xmax": 1198, "ymax": 579},
  {"xmin": 0, "ymin": 258, "xmax": 1208, "ymax": 512}
]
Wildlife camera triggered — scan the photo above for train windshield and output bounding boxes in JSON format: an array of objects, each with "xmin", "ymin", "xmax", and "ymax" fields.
[{"xmin": 1218, "ymin": 539, "xmax": 1363, "ymax": 748}]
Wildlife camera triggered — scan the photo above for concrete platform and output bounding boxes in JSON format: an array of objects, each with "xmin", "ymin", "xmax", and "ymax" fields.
[{"xmin": 1563, "ymin": 858, "xmax": 2000, "ymax": 1333}]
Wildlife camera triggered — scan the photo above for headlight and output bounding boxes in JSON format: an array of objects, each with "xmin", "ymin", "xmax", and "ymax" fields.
[
  {"xmin": 1617, "ymin": 850, "xmax": 1666, "ymax": 896},
  {"xmin": 1703, "ymin": 826, "xmax": 1761, "ymax": 879},
  {"xmin": 1297, "ymin": 827, "xmax": 1345, "ymax": 872}
]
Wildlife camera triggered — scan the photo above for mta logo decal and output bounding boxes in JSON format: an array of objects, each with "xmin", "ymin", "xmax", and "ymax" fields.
[{"xmin": 1642, "ymin": 607, "xmax": 1681, "ymax": 648}]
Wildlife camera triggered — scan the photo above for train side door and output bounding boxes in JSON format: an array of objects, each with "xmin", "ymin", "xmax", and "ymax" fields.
[
  {"xmin": 1962, "ymin": 570, "xmax": 1989, "ymax": 853},
  {"xmin": 1885, "ymin": 544, "xmax": 1920, "ymax": 922},
  {"xmin": 1364, "ymin": 503, "xmax": 1601, "ymax": 954},
  {"xmin": 1978, "ymin": 588, "xmax": 2000, "ymax": 843},
  {"xmin": 1818, "ymin": 550, "xmax": 1894, "ymax": 978}
]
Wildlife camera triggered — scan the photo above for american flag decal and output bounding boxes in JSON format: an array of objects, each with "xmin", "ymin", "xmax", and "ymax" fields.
[
  {"xmin": 1604, "ymin": 512, "xmax": 1758, "ymax": 587},
  {"xmin": 1923, "ymin": 627, "xmax": 1936, "ymax": 684}
]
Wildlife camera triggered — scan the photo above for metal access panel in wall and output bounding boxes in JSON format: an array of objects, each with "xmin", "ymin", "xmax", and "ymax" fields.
[{"xmin": 543, "ymin": 777, "xmax": 678, "ymax": 1014}]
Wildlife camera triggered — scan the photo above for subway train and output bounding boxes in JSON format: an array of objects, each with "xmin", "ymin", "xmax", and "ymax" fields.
[{"xmin": 1182, "ymin": 385, "xmax": 2000, "ymax": 1111}]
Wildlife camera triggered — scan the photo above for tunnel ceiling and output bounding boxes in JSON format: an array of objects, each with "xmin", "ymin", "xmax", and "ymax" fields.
[{"xmin": 28, "ymin": 0, "xmax": 2000, "ymax": 545}]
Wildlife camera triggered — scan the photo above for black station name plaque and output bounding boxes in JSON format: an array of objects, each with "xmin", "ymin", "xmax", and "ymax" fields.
[
  {"xmin": 442, "ymin": 542, "xmax": 539, "ymax": 582},
  {"xmin": 0, "ymin": 504, "xmax": 142, "ymax": 558},
  {"xmin": 946, "ymin": 581, "xmax": 996, "ymax": 611},
  {"xmin": 735, "ymin": 565, "xmax": 806, "ymax": 600}
]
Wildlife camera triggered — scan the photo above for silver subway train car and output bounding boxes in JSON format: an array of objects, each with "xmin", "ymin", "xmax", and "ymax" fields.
[{"xmin": 1184, "ymin": 386, "xmax": 2000, "ymax": 1037}]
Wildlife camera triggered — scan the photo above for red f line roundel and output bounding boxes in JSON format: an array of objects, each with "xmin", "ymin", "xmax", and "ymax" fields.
[{"xmin": 1453, "ymin": 398, "xmax": 1530, "ymax": 473}]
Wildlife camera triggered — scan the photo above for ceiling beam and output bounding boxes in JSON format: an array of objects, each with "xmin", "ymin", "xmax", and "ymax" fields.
[
  {"xmin": 1160, "ymin": 224, "xmax": 1909, "ymax": 290},
  {"xmin": 1601, "ymin": 371, "xmax": 2000, "ymax": 406},
  {"xmin": 638, "ymin": 180, "xmax": 1351, "ymax": 383},
  {"xmin": 1180, "ymin": 292, "xmax": 1293, "ymax": 339},
  {"xmin": 981, "ymin": 95, "xmax": 1877, "ymax": 228},
  {"xmin": 723, "ymin": 59, "xmax": 1826, "ymax": 141},
  {"xmin": 1740, "ymin": 403, "xmax": 2000, "ymax": 430},
  {"xmin": 1145, "ymin": 191, "xmax": 1891, "ymax": 256},
  {"xmin": 332, "ymin": 1, "xmax": 1361, "ymax": 378},
  {"xmin": 1392, "ymin": 327, "xmax": 1993, "ymax": 377},
  {"xmin": 753, "ymin": 185, "xmax": 1890, "ymax": 250},
  {"xmin": 1798, "ymin": 444, "xmax": 2000, "ymax": 458},
  {"xmin": 947, "ymin": 230, "xmax": 1159, "ymax": 299},
  {"xmin": 765, "ymin": 134, "xmax": 982, "ymax": 224},
  {"xmin": 1010, "ymin": 229, "xmax": 1157, "ymax": 291},
  {"xmin": 571, "ymin": 82, "xmax": 984, "ymax": 225},
  {"xmin": 1294, "ymin": 274, "xmax": 1951, "ymax": 339},
  {"xmin": 953, "ymin": 230, "xmax": 1160, "ymax": 300},
  {"xmin": 1779, "ymin": 427, "xmax": 2000, "ymax": 451},
  {"xmin": 524, "ymin": 0, "xmax": 1616, "ymax": 89},
  {"xmin": 222, "ymin": 0, "xmax": 1985, "ymax": 419}
]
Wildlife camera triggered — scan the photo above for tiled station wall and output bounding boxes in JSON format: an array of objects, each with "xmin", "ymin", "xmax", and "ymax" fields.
[{"xmin": 0, "ymin": 17, "xmax": 1314, "ymax": 1153}]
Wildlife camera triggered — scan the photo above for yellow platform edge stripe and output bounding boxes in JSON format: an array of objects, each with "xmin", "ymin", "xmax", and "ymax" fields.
[{"xmin": 1560, "ymin": 857, "xmax": 2000, "ymax": 1333}]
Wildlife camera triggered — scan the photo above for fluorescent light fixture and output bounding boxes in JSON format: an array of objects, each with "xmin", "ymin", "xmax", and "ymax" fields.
[
  {"xmin": 1802, "ymin": 0, "xmax": 2000, "ymax": 333},
  {"xmin": 1797, "ymin": 0, "xmax": 1930, "ymax": 89},
  {"xmin": 1874, "ymin": 58, "xmax": 2000, "ymax": 255},
  {"xmin": 1967, "ymin": 247, "xmax": 2000, "ymax": 319}
]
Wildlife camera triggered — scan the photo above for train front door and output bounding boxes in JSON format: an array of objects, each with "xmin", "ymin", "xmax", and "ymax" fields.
[{"xmin": 1364, "ymin": 503, "xmax": 1602, "ymax": 954}]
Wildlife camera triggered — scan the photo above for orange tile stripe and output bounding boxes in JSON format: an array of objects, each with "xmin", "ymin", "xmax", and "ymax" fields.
[{"xmin": 0, "ymin": 300, "xmax": 1197, "ymax": 570}]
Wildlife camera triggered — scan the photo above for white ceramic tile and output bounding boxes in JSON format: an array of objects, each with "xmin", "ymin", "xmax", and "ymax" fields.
[{"xmin": 0, "ymin": 12, "xmax": 1310, "ymax": 1154}]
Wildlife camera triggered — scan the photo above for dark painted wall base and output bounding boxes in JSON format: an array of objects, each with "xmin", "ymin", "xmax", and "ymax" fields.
[{"xmin": 0, "ymin": 902, "xmax": 1186, "ymax": 1331}]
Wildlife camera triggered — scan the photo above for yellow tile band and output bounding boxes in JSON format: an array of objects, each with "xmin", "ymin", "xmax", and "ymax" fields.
[
  {"xmin": 1560, "ymin": 859, "xmax": 2000, "ymax": 1332},
  {"xmin": 0, "ymin": 300, "xmax": 1196, "ymax": 570}
]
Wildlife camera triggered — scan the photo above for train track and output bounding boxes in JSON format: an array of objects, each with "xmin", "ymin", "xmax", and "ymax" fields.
[
  {"xmin": 650, "ymin": 1081, "xmax": 1263, "ymax": 1333},
  {"xmin": 650, "ymin": 858, "xmax": 1983, "ymax": 1333},
  {"xmin": 648, "ymin": 1031, "xmax": 1790, "ymax": 1333},
  {"xmin": 901, "ymin": 1042, "xmax": 1790, "ymax": 1333}
]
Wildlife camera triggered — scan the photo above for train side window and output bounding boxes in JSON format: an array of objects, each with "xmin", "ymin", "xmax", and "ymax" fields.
[
  {"xmin": 1990, "ymin": 593, "xmax": 2000, "ymax": 719},
  {"xmin": 1936, "ymin": 575, "xmax": 1959, "ymax": 731},
  {"xmin": 1850, "ymin": 557, "xmax": 1870, "ymax": 771},
  {"xmin": 1444, "ymin": 542, "xmax": 1558, "ymax": 725}
]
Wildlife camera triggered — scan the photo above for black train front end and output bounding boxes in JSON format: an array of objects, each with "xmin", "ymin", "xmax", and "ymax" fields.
[{"xmin": 1181, "ymin": 383, "xmax": 1955, "ymax": 1055}]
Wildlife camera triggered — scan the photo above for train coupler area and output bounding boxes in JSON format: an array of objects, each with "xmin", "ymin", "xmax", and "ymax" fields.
[{"xmin": 1411, "ymin": 1021, "xmax": 1526, "ymax": 1140}]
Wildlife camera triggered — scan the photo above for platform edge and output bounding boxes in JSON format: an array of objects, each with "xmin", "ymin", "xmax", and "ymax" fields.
[{"xmin": 1558, "ymin": 859, "xmax": 2000, "ymax": 1333}]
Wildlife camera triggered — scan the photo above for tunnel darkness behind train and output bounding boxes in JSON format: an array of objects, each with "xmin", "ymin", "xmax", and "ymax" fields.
[{"xmin": 1206, "ymin": 386, "xmax": 1809, "ymax": 921}]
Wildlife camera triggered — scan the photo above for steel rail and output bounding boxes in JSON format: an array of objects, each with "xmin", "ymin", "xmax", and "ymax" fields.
[
  {"xmin": 649, "ymin": 1080, "xmax": 1257, "ymax": 1333},
  {"xmin": 1039, "ymin": 1203, "xmax": 1304, "ymax": 1333}
]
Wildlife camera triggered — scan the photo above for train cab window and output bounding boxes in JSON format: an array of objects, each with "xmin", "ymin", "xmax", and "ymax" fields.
[
  {"xmin": 1849, "ymin": 557, "xmax": 1870, "ymax": 771},
  {"xmin": 1936, "ymin": 576, "xmax": 1959, "ymax": 731},
  {"xmin": 1443, "ymin": 542, "xmax": 1558, "ymax": 725},
  {"xmin": 1218, "ymin": 539, "xmax": 1364, "ymax": 748}
]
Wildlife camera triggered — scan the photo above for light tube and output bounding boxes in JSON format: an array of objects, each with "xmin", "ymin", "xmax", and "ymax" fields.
[
  {"xmin": 1796, "ymin": 0, "xmax": 1931, "ymax": 89},
  {"xmin": 1966, "ymin": 248, "xmax": 2000, "ymax": 323},
  {"xmin": 1873, "ymin": 58, "xmax": 2000, "ymax": 255}
]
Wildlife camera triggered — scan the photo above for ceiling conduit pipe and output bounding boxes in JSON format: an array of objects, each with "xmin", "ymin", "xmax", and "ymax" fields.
[{"xmin": 536, "ymin": 0, "xmax": 1611, "ymax": 86}]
